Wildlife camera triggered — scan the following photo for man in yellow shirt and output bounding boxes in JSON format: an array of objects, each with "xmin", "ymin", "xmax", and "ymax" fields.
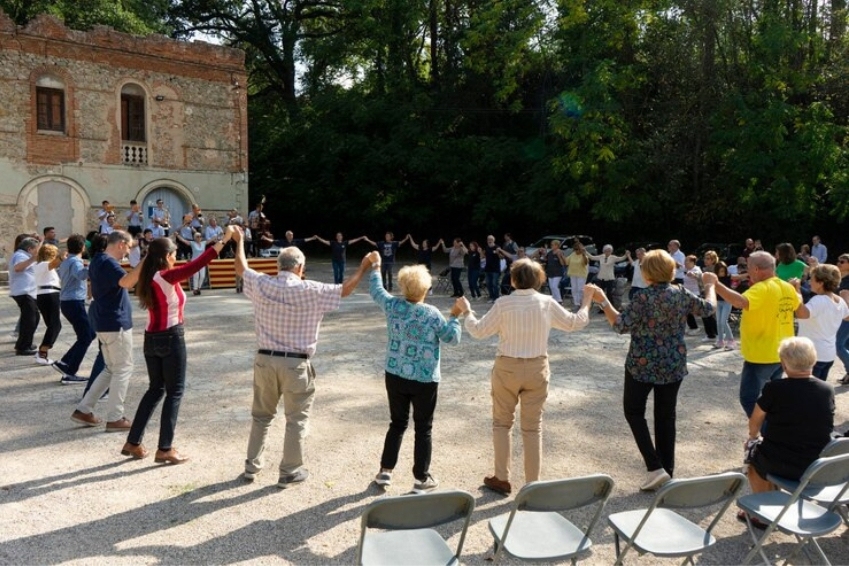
[{"xmin": 703, "ymin": 252, "xmax": 799, "ymax": 416}]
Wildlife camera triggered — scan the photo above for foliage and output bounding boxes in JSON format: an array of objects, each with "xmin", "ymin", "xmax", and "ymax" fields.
[{"xmin": 0, "ymin": 0, "xmax": 173, "ymax": 35}]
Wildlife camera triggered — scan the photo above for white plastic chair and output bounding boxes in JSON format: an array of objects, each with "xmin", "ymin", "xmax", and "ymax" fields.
[
  {"xmin": 607, "ymin": 471, "xmax": 746, "ymax": 566},
  {"xmin": 488, "ymin": 474, "xmax": 614, "ymax": 564},
  {"xmin": 768, "ymin": 437, "xmax": 849, "ymax": 526},
  {"xmin": 356, "ymin": 490, "xmax": 475, "ymax": 566},
  {"xmin": 737, "ymin": 453, "xmax": 849, "ymax": 565}
]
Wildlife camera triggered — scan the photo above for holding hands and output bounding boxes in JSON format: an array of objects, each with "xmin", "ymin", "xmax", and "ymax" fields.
[
  {"xmin": 453, "ymin": 296, "xmax": 471, "ymax": 318},
  {"xmin": 700, "ymin": 272, "xmax": 718, "ymax": 286},
  {"xmin": 364, "ymin": 250, "xmax": 381, "ymax": 270}
]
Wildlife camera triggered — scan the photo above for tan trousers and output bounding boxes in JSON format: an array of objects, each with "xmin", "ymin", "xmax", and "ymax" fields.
[
  {"xmin": 491, "ymin": 355, "xmax": 549, "ymax": 483},
  {"xmin": 245, "ymin": 354, "xmax": 316, "ymax": 476}
]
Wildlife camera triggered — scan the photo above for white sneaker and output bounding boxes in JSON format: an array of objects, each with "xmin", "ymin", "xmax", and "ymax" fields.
[
  {"xmin": 725, "ymin": 341, "xmax": 738, "ymax": 351},
  {"xmin": 412, "ymin": 473, "xmax": 439, "ymax": 493},
  {"xmin": 374, "ymin": 469, "xmax": 392, "ymax": 487},
  {"xmin": 35, "ymin": 351, "xmax": 54, "ymax": 365},
  {"xmin": 686, "ymin": 328, "xmax": 700, "ymax": 336},
  {"xmin": 701, "ymin": 336, "xmax": 713, "ymax": 342},
  {"xmin": 713, "ymin": 341, "xmax": 724, "ymax": 349},
  {"xmin": 639, "ymin": 469, "xmax": 671, "ymax": 492}
]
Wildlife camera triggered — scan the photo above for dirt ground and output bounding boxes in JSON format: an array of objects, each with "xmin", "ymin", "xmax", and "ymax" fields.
[{"xmin": 1, "ymin": 255, "xmax": 848, "ymax": 565}]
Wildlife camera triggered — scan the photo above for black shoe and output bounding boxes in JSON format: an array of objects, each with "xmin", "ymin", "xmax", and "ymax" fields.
[{"xmin": 16, "ymin": 348, "xmax": 37, "ymax": 356}]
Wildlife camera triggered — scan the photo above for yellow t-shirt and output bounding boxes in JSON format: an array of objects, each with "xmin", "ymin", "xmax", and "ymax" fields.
[
  {"xmin": 740, "ymin": 277, "xmax": 799, "ymax": 363},
  {"xmin": 563, "ymin": 252, "xmax": 590, "ymax": 278}
]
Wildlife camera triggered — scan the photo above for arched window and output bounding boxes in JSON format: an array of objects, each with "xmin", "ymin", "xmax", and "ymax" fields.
[
  {"xmin": 121, "ymin": 83, "xmax": 146, "ymax": 142},
  {"xmin": 35, "ymin": 75, "xmax": 65, "ymax": 133}
]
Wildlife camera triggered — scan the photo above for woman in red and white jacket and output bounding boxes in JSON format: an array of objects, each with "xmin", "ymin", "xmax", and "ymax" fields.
[{"xmin": 121, "ymin": 228, "xmax": 233, "ymax": 464}]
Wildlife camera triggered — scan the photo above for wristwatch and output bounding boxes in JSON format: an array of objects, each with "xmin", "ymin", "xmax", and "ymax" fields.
[{"xmin": 600, "ymin": 300, "xmax": 610, "ymax": 309}]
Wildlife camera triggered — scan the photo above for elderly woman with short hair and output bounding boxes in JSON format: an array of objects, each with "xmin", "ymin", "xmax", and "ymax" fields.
[
  {"xmin": 9, "ymin": 237, "xmax": 41, "ymax": 356},
  {"xmin": 459, "ymin": 258, "xmax": 595, "ymax": 496},
  {"xmin": 740, "ymin": 337, "xmax": 834, "ymax": 528},
  {"xmin": 793, "ymin": 264, "xmax": 849, "ymax": 380},
  {"xmin": 588, "ymin": 244, "xmax": 626, "ymax": 308},
  {"xmin": 592, "ymin": 249, "xmax": 716, "ymax": 491},
  {"xmin": 367, "ymin": 254, "xmax": 463, "ymax": 493}
]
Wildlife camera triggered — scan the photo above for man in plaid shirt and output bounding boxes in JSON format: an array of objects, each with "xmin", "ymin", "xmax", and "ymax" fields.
[{"xmin": 232, "ymin": 228, "xmax": 372, "ymax": 487}]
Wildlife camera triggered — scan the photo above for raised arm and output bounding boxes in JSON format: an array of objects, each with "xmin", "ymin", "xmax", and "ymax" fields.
[
  {"xmin": 407, "ymin": 234, "xmax": 420, "ymax": 250},
  {"xmin": 342, "ymin": 251, "xmax": 375, "ymax": 297},
  {"xmin": 348, "ymin": 235, "xmax": 367, "ymax": 245},
  {"xmin": 702, "ymin": 272, "xmax": 748, "ymax": 310},
  {"xmin": 315, "ymin": 235, "xmax": 331, "ymax": 246},
  {"xmin": 362, "ymin": 236, "xmax": 377, "ymax": 247},
  {"xmin": 231, "ymin": 226, "xmax": 248, "ymax": 277}
]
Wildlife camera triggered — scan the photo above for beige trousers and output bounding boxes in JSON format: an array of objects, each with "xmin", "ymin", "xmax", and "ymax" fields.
[{"xmin": 490, "ymin": 355, "xmax": 549, "ymax": 483}]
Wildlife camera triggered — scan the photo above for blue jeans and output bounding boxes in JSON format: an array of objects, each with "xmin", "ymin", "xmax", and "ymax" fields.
[
  {"xmin": 332, "ymin": 260, "xmax": 345, "ymax": 284},
  {"xmin": 59, "ymin": 300, "xmax": 97, "ymax": 375},
  {"xmin": 716, "ymin": 301, "xmax": 734, "ymax": 343},
  {"xmin": 812, "ymin": 360, "xmax": 834, "ymax": 381},
  {"xmin": 739, "ymin": 362, "xmax": 783, "ymax": 417},
  {"xmin": 128, "ymin": 325, "xmax": 187, "ymax": 450},
  {"xmin": 836, "ymin": 320, "xmax": 849, "ymax": 375},
  {"xmin": 485, "ymin": 272, "xmax": 501, "ymax": 300}
]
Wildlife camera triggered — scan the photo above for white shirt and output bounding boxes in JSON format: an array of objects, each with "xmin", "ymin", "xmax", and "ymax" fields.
[
  {"xmin": 588, "ymin": 253, "xmax": 626, "ymax": 281},
  {"xmin": 34, "ymin": 262, "xmax": 61, "ymax": 295},
  {"xmin": 798, "ymin": 294, "xmax": 849, "ymax": 361},
  {"xmin": 631, "ymin": 259, "xmax": 647, "ymax": 289},
  {"xmin": 671, "ymin": 250, "xmax": 686, "ymax": 280},
  {"xmin": 683, "ymin": 265, "xmax": 702, "ymax": 296},
  {"xmin": 204, "ymin": 225, "xmax": 223, "ymax": 241},
  {"xmin": 464, "ymin": 289, "xmax": 589, "ymax": 358}
]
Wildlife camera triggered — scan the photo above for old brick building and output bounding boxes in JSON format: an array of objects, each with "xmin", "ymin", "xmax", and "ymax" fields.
[{"xmin": 0, "ymin": 11, "xmax": 248, "ymax": 254}]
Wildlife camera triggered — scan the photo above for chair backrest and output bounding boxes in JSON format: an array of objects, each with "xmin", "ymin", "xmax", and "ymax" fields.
[
  {"xmin": 821, "ymin": 437, "xmax": 849, "ymax": 457},
  {"xmin": 516, "ymin": 474, "xmax": 615, "ymax": 513},
  {"xmin": 656, "ymin": 472, "xmax": 747, "ymax": 510},
  {"xmin": 362, "ymin": 490, "xmax": 475, "ymax": 530},
  {"xmin": 798, "ymin": 453, "xmax": 849, "ymax": 495}
]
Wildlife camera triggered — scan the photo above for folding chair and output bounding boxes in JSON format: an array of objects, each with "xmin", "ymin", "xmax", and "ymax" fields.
[
  {"xmin": 434, "ymin": 269, "xmax": 451, "ymax": 295},
  {"xmin": 738, "ymin": 453, "xmax": 849, "ymax": 565},
  {"xmin": 607, "ymin": 472, "xmax": 746, "ymax": 566},
  {"xmin": 356, "ymin": 490, "xmax": 475, "ymax": 566},
  {"xmin": 488, "ymin": 474, "xmax": 614, "ymax": 564},
  {"xmin": 768, "ymin": 437, "xmax": 849, "ymax": 526}
]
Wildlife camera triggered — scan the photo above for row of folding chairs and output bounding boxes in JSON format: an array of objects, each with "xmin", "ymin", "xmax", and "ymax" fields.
[{"xmin": 356, "ymin": 439, "xmax": 849, "ymax": 566}]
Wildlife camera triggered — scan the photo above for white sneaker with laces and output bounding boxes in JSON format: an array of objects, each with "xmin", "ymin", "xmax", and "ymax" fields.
[{"xmin": 35, "ymin": 351, "xmax": 54, "ymax": 365}]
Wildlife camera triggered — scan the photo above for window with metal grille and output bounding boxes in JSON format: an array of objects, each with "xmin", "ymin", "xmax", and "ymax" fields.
[{"xmin": 36, "ymin": 87, "xmax": 64, "ymax": 132}]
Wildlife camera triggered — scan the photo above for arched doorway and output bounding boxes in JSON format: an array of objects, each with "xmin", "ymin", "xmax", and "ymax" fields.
[
  {"xmin": 141, "ymin": 186, "xmax": 191, "ymax": 229},
  {"xmin": 18, "ymin": 176, "xmax": 90, "ymax": 237}
]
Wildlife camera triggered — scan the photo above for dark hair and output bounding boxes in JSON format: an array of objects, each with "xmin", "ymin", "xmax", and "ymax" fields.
[
  {"xmin": 130, "ymin": 199, "xmax": 137, "ymax": 205},
  {"xmin": 715, "ymin": 261, "xmax": 729, "ymax": 278},
  {"xmin": 13, "ymin": 233, "xmax": 30, "ymax": 250},
  {"xmin": 43, "ymin": 226, "xmax": 55, "ymax": 235},
  {"xmin": 67, "ymin": 234, "xmax": 86, "ymax": 255},
  {"xmin": 90, "ymin": 234, "xmax": 108, "ymax": 254},
  {"xmin": 136, "ymin": 238, "xmax": 177, "ymax": 309},
  {"xmin": 143, "ymin": 228, "xmax": 152, "ymax": 235},
  {"xmin": 775, "ymin": 242, "xmax": 797, "ymax": 265}
]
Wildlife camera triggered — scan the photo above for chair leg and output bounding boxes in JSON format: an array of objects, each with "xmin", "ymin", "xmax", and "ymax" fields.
[
  {"xmin": 741, "ymin": 516, "xmax": 772, "ymax": 566},
  {"xmin": 613, "ymin": 533, "xmax": 632, "ymax": 566}
]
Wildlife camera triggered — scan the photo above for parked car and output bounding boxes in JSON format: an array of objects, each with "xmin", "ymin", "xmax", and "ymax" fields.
[{"xmin": 525, "ymin": 235, "xmax": 596, "ymax": 260}]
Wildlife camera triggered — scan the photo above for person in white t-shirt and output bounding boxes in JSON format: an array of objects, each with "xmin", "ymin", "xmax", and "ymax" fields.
[
  {"xmin": 683, "ymin": 255, "xmax": 706, "ymax": 337},
  {"xmin": 628, "ymin": 247, "xmax": 648, "ymax": 301},
  {"xmin": 34, "ymin": 244, "xmax": 64, "ymax": 365},
  {"xmin": 794, "ymin": 264, "xmax": 849, "ymax": 381}
]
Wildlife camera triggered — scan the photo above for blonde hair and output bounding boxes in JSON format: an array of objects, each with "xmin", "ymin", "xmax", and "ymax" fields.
[
  {"xmin": 704, "ymin": 250, "xmax": 718, "ymax": 264},
  {"xmin": 810, "ymin": 264, "xmax": 841, "ymax": 293},
  {"xmin": 640, "ymin": 249, "xmax": 676, "ymax": 284},
  {"xmin": 398, "ymin": 265, "xmax": 432, "ymax": 302},
  {"xmin": 37, "ymin": 243, "xmax": 58, "ymax": 263},
  {"xmin": 778, "ymin": 337, "xmax": 817, "ymax": 373}
]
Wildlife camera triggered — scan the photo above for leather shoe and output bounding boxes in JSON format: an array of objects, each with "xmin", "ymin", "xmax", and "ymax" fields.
[
  {"xmin": 483, "ymin": 475, "xmax": 512, "ymax": 495},
  {"xmin": 105, "ymin": 417, "xmax": 132, "ymax": 432},
  {"xmin": 155, "ymin": 448, "xmax": 189, "ymax": 464},
  {"xmin": 16, "ymin": 348, "xmax": 37, "ymax": 356},
  {"xmin": 121, "ymin": 442, "xmax": 149, "ymax": 459},
  {"xmin": 71, "ymin": 410, "xmax": 102, "ymax": 427}
]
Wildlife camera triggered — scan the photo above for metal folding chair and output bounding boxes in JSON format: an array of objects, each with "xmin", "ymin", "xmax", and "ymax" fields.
[
  {"xmin": 768, "ymin": 437, "xmax": 849, "ymax": 526},
  {"xmin": 356, "ymin": 490, "xmax": 475, "ymax": 566},
  {"xmin": 434, "ymin": 269, "xmax": 451, "ymax": 294},
  {"xmin": 488, "ymin": 474, "xmax": 614, "ymax": 564},
  {"xmin": 607, "ymin": 472, "xmax": 746, "ymax": 566},
  {"xmin": 738, "ymin": 453, "xmax": 849, "ymax": 565}
]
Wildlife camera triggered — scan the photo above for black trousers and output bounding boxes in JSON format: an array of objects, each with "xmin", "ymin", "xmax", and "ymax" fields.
[
  {"xmin": 623, "ymin": 370, "xmax": 682, "ymax": 476},
  {"xmin": 450, "ymin": 267, "xmax": 464, "ymax": 296},
  {"xmin": 380, "ymin": 371, "xmax": 438, "ymax": 480},
  {"xmin": 36, "ymin": 293, "xmax": 62, "ymax": 349},
  {"xmin": 12, "ymin": 294, "xmax": 39, "ymax": 351}
]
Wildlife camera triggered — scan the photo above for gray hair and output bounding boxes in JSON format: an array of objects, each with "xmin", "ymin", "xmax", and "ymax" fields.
[
  {"xmin": 778, "ymin": 337, "xmax": 817, "ymax": 373},
  {"xmin": 277, "ymin": 247, "xmax": 305, "ymax": 272},
  {"xmin": 106, "ymin": 230, "xmax": 132, "ymax": 246},
  {"xmin": 18, "ymin": 237, "xmax": 39, "ymax": 252},
  {"xmin": 748, "ymin": 251, "xmax": 776, "ymax": 272},
  {"xmin": 603, "ymin": 244, "xmax": 613, "ymax": 253}
]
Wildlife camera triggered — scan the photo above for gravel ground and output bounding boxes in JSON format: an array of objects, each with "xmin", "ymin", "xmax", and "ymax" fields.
[{"xmin": 1, "ymin": 257, "xmax": 848, "ymax": 565}]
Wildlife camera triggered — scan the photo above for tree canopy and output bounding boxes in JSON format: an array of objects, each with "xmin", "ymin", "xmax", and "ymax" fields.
[{"xmin": 6, "ymin": 0, "xmax": 849, "ymax": 248}]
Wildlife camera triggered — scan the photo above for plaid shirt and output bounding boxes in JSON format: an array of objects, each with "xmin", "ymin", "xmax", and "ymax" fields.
[{"xmin": 242, "ymin": 268, "xmax": 342, "ymax": 356}]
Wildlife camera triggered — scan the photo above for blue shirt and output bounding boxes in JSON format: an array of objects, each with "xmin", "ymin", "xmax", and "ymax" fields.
[
  {"xmin": 369, "ymin": 271, "xmax": 460, "ymax": 382},
  {"xmin": 8, "ymin": 250, "xmax": 35, "ymax": 297},
  {"xmin": 88, "ymin": 253, "xmax": 133, "ymax": 332},
  {"xmin": 58, "ymin": 256, "xmax": 89, "ymax": 302}
]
